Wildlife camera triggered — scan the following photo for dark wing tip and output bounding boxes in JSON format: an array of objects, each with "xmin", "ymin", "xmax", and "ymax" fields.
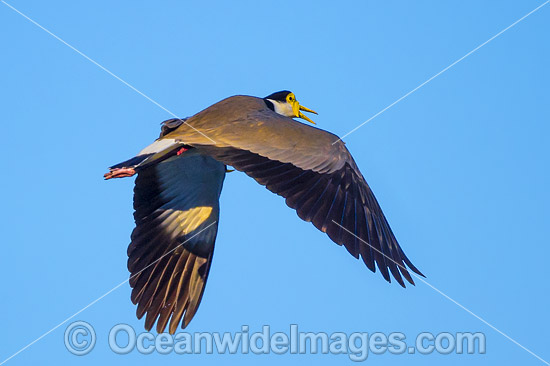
[
  {"xmin": 130, "ymin": 251, "xmax": 212, "ymax": 334},
  {"xmin": 195, "ymin": 145, "xmax": 424, "ymax": 289}
]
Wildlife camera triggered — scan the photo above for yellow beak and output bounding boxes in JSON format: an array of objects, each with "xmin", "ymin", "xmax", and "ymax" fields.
[{"xmin": 292, "ymin": 101, "xmax": 318, "ymax": 125}]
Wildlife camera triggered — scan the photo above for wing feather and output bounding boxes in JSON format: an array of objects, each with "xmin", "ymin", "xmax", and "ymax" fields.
[
  {"xmin": 195, "ymin": 146, "xmax": 422, "ymax": 286},
  {"xmin": 128, "ymin": 150, "xmax": 225, "ymax": 333}
]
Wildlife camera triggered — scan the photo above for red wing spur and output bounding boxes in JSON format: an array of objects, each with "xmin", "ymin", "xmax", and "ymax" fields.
[{"xmin": 105, "ymin": 91, "xmax": 424, "ymax": 334}]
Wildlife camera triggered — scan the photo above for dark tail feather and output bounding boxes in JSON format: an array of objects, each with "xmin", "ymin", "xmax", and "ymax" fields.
[
  {"xmin": 107, "ymin": 145, "xmax": 192, "ymax": 178},
  {"xmin": 109, "ymin": 154, "xmax": 154, "ymax": 170}
]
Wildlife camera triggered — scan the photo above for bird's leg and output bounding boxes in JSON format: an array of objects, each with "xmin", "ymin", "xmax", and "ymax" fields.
[
  {"xmin": 104, "ymin": 167, "xmax": 136, "ymax": 180},
  {"xmin": 176, "ymin": 147, "xmax": 189, "ymax": 156}
]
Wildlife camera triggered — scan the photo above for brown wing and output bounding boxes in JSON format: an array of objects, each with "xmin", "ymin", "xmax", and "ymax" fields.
[
  {"xmin": 128, "ymin": 150, "xmax": 225, "ymax": 333},
  {"xmin": 194, "ymin": 146, "xmax": 422, "ymax": 287},
  {"xmin": 163, "ymin": 96, "xmax": 350, "ymax": 174},
  {"xmin": 161, "ymin": 95, "xmax": 423, "ymax": 286}
]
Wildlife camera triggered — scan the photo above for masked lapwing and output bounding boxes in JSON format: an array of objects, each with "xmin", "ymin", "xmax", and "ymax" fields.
[{"xmin": 105, "ymin": 91, "xmax": 423, "ymax": 334}]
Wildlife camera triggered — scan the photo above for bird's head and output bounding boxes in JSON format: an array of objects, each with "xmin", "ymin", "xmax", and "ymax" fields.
[{"xmin": 264, "ymin": 90, "xmax": 318, "ymax": 124}]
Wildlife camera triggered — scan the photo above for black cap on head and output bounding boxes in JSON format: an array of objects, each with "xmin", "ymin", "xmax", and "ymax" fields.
[{"xmin": 264, "ymin": 90, "xmax": 292, "ymax": 102}]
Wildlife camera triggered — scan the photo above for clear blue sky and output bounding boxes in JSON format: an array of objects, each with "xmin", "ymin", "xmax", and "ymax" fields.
[{"xmin": 1, "ymin": 1, "xmax": 549, "ymax": 365}]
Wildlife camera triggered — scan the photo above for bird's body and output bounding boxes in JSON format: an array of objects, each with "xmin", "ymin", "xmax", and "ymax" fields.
[{"xmin": 106, "ymin": 91, "xmax": 423, "ymax": 334}]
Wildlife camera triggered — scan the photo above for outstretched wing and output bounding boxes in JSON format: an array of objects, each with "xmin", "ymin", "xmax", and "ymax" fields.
[
  {"xmin": 199, "ymin": 146, "xmax": 422, "ymax": 287},
  {"xmin": 128, "ymin": 149, "xmax": 225, "ymax": 333},
  {"xmin": 162, "ymin": 97, "xmax": 423, "ymax": 286}
]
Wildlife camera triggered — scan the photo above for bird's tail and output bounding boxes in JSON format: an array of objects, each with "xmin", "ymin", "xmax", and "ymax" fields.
[{"xmin": 104, "ymin": 138, "xmax": 187, "ymax": 179}]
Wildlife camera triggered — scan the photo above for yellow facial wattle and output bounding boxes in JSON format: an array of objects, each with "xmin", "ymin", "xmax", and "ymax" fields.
[{"xmin": 287, "ymin": 92, "xmax": 318, "ymax": 125}]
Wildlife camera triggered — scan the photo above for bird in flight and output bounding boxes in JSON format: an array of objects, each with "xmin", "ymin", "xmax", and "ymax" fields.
[{"xmin": 105, "ymin": 91, "xmax": 423, "ymax": 334}]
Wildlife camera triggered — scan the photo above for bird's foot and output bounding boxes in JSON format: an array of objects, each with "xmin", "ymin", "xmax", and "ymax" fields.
[{"xmin": 104, "ymin": 167, "xmax": 136, "ymax": 180}]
